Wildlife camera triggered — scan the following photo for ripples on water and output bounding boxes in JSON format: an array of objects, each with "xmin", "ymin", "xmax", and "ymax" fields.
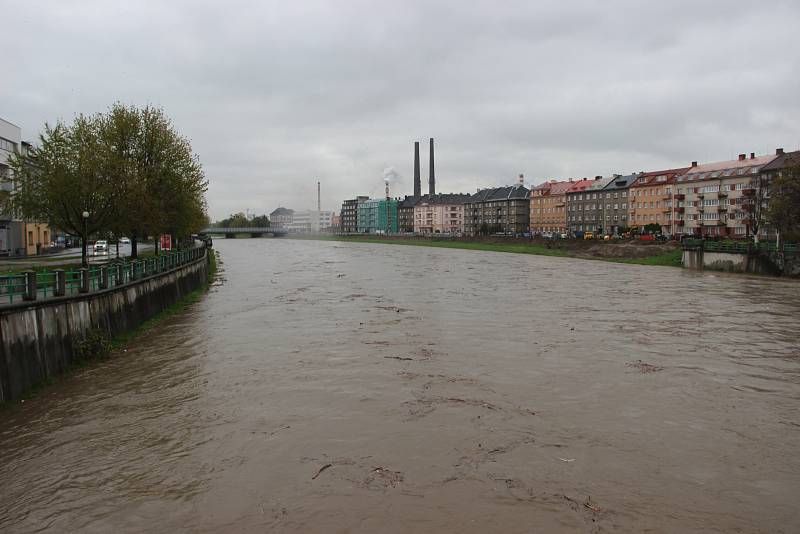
[{"xmin": 1, "ymin": 239, "xmax": 799, "ymax": 533}]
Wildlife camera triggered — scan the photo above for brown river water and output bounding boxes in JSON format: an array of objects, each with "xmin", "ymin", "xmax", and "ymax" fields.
[{"xmin": 1, "ymin": 239, "xmax": 799, "ymax": 533}]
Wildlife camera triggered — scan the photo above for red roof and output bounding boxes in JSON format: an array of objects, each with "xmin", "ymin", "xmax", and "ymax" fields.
[
  {"xmin": 566, "ymin": 178, "xmax": 594, "ymax": 193},
  {"xmin": 628, "ymin": 167, "xmax": 690, "ymax": 188}
]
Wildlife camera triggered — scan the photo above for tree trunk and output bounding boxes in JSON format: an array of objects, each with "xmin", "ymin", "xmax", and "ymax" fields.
[
  {"xmin": 131, "ymin": 233, "xmax": 138, "ymax": 260},
  {"xmin": 81, "ymin": 233, "xmax": 88, "ymax": 268}
]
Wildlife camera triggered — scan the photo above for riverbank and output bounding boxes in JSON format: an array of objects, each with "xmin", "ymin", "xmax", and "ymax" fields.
[
  {"xmin": 291, "ymin": 235, "xmax": 684, "ymax": 267},
  {"xmin": 0, "ymin": 248, "xmax": 215, "ymax": 404}
]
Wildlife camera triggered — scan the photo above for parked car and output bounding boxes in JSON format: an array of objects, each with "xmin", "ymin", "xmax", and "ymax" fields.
[
  {"xmin": 93, "ymin": 240, "xmax": 108, "ymax": 254},
  {"xmin": 120, "ymin": 237, "xmax": 131, "ymax": 245},
  {"xmin": 584, "ymin": 232, "xmax": 595, "ymax": 240}
]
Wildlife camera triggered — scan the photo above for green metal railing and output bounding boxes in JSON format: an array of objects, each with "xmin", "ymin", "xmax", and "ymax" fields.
[
  {"xmin": 682, "ymin": 239, "xmax": 797, "ymax": 256},
  {"xmin": 0, "ymin": 246, "xmax": 207, "ymax": 306}
]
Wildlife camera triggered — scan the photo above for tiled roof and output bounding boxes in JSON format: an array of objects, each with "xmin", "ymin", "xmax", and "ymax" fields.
[
  {"xmin": 270, "ymin": 207, "xmax": 294, "ymax": 216},
  {"xmin": 565, "ymin": 179, "xmax": 594, "ymax": 194},
  {"xmin": 629, "ymin": 167, "xmax": 690, "ymax": 188},
  {"xmin": 760, "ymin": 150, "xmax": 800, "ymax": 172},
  {"xmin": 417, "ymin": 193, "xmax": 472, "ymax": 205},
  {"xmin": 602, "ymin": 174, "xmax": 637, "ymax": 191},
  {"xmin": 587, "ymin": 177, "xmax": 614, "ymax": 191},
  {"xmin": 399, "ymin": 195, "xmax": 423, "ymax": 208},
  {"xmin": 467, "ymin": 184, "xmax": 530, "ymax": 203},
  {"xmin": 678, "ymin": 154, "xmax": 777, "ymax": 182}
]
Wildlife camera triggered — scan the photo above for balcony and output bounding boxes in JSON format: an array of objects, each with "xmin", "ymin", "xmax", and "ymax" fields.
[
  {"xmin": 676, "ymin": 206, "xmax": 685, "ymax": 213},
  {"xmin": 676, "ymin": 220, "xmax": 685, "ymax": 226},
  {"xmin": 697, "ymin": 193, "xmax": 705, "ymax": 198},
  {"xmin": 675, "ymin": 194, "xmax": 685, "ymax": 200},
  {"xmin": 718, "ymin": 191, "xmax": 728, "ymax": 198},
  {"xmin": 717, "ymin": 205, "xmax": 728, "ymax": 212},
  {"xmin": 742, "ymin": 188, "xmax": 756, "ymax": 196}
]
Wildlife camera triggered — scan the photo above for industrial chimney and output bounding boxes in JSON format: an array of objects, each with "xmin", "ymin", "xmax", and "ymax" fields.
[
  {"xmin": 429, "ymin": 138, "xmax": 435, "ymax": 195},
  {"xmin": 413, "ymin": 142, "xmax": 421, "ymax": 197}
]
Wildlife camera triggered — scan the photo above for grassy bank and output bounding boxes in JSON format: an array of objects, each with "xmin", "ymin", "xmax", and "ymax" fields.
[
  {"xmin": 299, "ymin": 235, "xmax": 570, "ymax": 257},
  {"xmin": 294, "ymin": 235, "xmax": 683, "ymax": 267}
]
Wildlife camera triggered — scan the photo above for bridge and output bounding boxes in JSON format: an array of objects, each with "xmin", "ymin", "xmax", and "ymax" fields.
[{"xmin": 200, "ymin": 227, "xmax": 288, "ymax": 238}]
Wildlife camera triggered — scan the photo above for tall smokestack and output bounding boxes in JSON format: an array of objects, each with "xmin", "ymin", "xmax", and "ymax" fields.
[
  {"xmin": 413, "ymin": 142, "xmax": 421, "ymax": 197},
  {"xmin": 429, "ymin": 137, "xmax": 435, "ymax": 195},
  {"xmin": 317, "ymin": 181, "xmax": 321, "ymax": 212}
]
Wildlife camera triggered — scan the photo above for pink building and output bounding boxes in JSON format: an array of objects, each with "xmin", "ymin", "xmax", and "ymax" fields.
[{"xmin": 413, "ymin": 194, "xmax": 472, "ymax": 234}]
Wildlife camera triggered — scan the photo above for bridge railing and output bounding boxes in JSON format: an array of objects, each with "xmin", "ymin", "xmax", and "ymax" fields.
[{"xmin": 0, "ymin": 245, "xmax": 207, "ymax": 306}]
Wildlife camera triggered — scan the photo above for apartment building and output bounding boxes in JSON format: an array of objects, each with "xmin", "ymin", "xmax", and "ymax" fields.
[
  {"xmin": 398, "ymin": 195, "xmax": 422, "ymax": 233},
  {"xmin": 357, "ymin": 198, "xmax": 398, "ymax": 233},
  {"xmin": 530, "ymin": 180, "xmax": 572, "ymax": 234},
  {"xmin": 340, "ymin": 196, "xmax": 368, "ymax": 233},
  {"xmin": 599, "ymin": 173, "xmax": 637, "ymax": 235},
  {"xmin": 757, "ymin": 149, "xmax": 800, "ymax": 238},
  {"xmin": 628, "ymin": 167, "xmax": 689, "ymax": 236},
  {"xmin": 463, "ymin": 184, "xmax": 530, "ymax": 235},
  {"xmin": 413, "ymin": 193, "xmax": 471, "ymax": 234},
  {"xmin": 676, "ymin": 152, "xmax": 778, "ymax": 238},
  {"xmin": 0, "ymin": 118, "xmax": 28, "ymax": 255},
  {"xmin": 269, "ymin": 207, "xmax": 294, "ymax": 228},
  {"xmin": 566, "ymin": 177, "xmax": 606, "ymax": 234}
]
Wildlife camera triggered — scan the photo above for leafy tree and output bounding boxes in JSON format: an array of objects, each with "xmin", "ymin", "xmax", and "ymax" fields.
[
  {"xmin": 4, "ymin": 104, "xmax": 208, "ymax": 262},
  {"xmin": 4, "ymin": 116, "xmax": 119, "ymax": 266},
  {"xmin": 767, "ymin": 164, "xmax": 800, "ymax": 241},
  {"xmin": 250, "ymin": 214, "xmax": 270, "ymax": 227}
]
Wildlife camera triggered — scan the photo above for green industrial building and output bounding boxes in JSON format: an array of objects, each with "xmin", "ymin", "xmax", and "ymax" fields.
[{"xmin": 357, "ymin": 198, "xmax": 398, "ymax": 234}]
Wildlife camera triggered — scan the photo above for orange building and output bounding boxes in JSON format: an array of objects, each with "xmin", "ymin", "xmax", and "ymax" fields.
[
  {"xmin": 529, "ymin": 179, "xmax": 572, "ymax": 234},
  {"xmin": 628, "ymin": 168, "xmax": 689, "ymax": 236}
]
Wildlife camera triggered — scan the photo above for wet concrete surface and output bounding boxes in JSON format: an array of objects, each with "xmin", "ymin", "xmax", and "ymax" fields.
[{"xmin": 1, "ymin": 238, "xmax": 799, "ymax": 533}]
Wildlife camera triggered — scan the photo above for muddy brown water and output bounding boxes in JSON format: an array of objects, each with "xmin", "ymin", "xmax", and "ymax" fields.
[{"xmin": 1, "ymin": 239, "xmax": 799, "ymax": 533}]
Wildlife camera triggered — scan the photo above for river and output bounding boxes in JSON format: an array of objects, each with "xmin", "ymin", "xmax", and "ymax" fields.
[{"xmin": 1, "ymin": 238, "xmax": 799, "ymax": 533}]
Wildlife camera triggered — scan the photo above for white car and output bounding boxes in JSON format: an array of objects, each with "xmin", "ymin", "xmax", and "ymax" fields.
[
  {"xmin": 119, "ymin": 237, "xmax": 131, "ymax": 245},
  {"xmin": 93, "ymin": 240, "xmax": 108, "ymax": 254}
]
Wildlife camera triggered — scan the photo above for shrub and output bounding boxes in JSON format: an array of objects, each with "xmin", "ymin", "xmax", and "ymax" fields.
[{"xmin": 73, "ymin": 329, "xmax": 112, "ymax": 362}]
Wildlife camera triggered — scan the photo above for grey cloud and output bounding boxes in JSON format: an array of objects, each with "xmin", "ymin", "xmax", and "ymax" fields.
[{"xmin": 2, "ymin": 0, "xmax": 799, "ymax": 219}]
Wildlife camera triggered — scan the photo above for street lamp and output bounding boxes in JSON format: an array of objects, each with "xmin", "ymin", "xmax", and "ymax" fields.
[{"xmin": 82, "ymin": 211, "xmax": 89, "ymax": 268}]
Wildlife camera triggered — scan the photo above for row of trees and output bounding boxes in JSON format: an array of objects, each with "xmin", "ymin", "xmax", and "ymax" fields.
[
  {"xmin": 212, "ymin": 212, "xmax": 270, "ymax": 228},
  {"xmin": 2, "ymin": 104, "xmax": 208, "ymax": 264}
]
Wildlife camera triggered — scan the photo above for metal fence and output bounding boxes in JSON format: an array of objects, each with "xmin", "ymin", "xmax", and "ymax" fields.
[
  {"xmin": 682, "ymin": 239, "xmax": 797, "ymax": 256},
  {"xmin": 0, "ymin": 246, "xmax": 207, "ymax": 306}
]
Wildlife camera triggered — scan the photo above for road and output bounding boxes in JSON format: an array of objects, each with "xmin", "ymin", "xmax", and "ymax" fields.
[{"xmin": 0, "ymin": 243, "xmax": 155, "ymax": 270}]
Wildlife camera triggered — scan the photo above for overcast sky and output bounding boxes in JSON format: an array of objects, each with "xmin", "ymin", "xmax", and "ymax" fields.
[{"xmin": 3, "ymin": 0, "xmax": 799, "ymax": 219}]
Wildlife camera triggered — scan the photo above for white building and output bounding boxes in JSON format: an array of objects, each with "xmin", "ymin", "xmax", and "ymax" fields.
[
  {"xmin": 0, "ymin": 118, "xmax": 25, "ymax": 255},
  {"xmin": 286, "ymin": 210, "xmax": 335, "ymax": 233}
]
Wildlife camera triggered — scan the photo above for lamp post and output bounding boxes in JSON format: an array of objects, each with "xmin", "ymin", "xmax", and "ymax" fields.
[{"xmin": 82, "ymin": 211, "xmax": 89, "ymax": 268}]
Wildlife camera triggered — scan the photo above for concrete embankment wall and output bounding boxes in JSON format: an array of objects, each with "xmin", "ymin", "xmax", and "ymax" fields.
[
  {"xmin": 682, "ymin": 249, "xmax": 788, "ymax": 275},
  {"xmin": 0, "ymin": 250, "xmax": 210, "ymax": 402}
]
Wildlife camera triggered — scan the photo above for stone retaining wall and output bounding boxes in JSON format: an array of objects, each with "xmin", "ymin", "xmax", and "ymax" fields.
[{"xmin": 0, "ymin": 250, "xmax": 210, "ymax": 402}]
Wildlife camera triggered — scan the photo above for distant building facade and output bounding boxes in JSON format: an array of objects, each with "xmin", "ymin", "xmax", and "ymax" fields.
[
  {"xmin": 676, "ymin": 152, "xmax": 778, "ymax": 238},
  {"xmin": 0, "ymin": 118, "xmax": 37, "ymax": 256},
  {"xmin": 413, "ymin": 193, "xmax": 471, "ymax": 234},
  {"xmin": 565, "ymin": 178, "xmax": 600, "ymax": 234},
  {"xmin": 341, "ymin": 196, "xmax": 368, "ymax": 233},
  {"xmin": 530, "ymin": 180, "xmax": 572, "ymax": 234},
  {"xmin": 628, "ymin": 167, "xmax": 689, "ymax": 236},
  {"xmin": 269, "ymin": 207, "xmax": 294, "ymax": 228},
  {"xmin": 398, "ymin": 195, "xmax": 422, "ymax": 233},
  {"xmin": 463, "ymin": 184, "xmax": 530, "ymax": 236},
  {"xmin": 599, "ymin": 174, "xmax": 637, "ymax": 235},
  {"xmin": 287, "ymin": 210, "xmax": 334, "ymax": 233},
  {"xmin": 357, "ymin": 198, "xmax": 398, "ymax": 233}
]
